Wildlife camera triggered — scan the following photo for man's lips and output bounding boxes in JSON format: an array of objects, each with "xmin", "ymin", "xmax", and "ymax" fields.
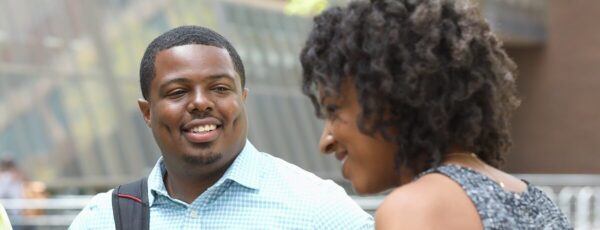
[
  {"xmin": 183, "ymin": 129, "xmax": 219, "ymax": 143},
  {"xmin": 182, "ymin": 118, "xmax": 222, "ymax": 143},
  {"xmin": 182, "ymin": 117, "xmax": 222, "ymax": 131}
]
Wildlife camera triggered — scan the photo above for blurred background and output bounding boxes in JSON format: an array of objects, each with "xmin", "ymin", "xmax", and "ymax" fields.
[{"xmin": 0, "ymin": 0, "xmax": 598, "ymax": 229}]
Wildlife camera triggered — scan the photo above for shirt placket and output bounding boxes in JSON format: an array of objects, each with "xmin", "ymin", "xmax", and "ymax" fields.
[{"xmin": 182, "ymin": 181, "xmax": 231, "ymax": 229}]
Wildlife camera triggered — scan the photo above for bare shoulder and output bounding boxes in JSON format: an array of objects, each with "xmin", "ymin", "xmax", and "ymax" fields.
[
  {"xmin": 375, "ymin": 173, "xmax": 482, "ymax": 230},
  {"xmin": 375, "ymin": 176, "xmax": 444, "ymax": 229}
]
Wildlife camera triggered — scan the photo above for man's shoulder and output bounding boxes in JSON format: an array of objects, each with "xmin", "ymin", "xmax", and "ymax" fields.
[
  {"xmin": 69, "ymin": 190, "xmax": 115, "ymax": 229},
  {"xmin": 256, "ymin": 152, "xmax": 374, "ymax": 229},
  {"xmin": 257, "ymin": 152, "xmax": 353, "ymax": 205},
  {"xmin": 261, "ymin": 153, "xmax": 338, "ymax": 190},
  {"xmin": 76, "ymin": 190, "xmax": 113, "ymax": 212}
]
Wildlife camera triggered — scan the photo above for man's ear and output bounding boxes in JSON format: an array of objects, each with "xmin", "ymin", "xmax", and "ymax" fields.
[
  {"xmin": 137, "ymin": 98, "xmax": 151, "ymax": 127},
  {"xmin": 242, "ymin": 88, "xmax": 248, "ymax": 102}
]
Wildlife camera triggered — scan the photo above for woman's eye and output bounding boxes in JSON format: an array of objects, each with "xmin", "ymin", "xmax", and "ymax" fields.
[
  {"xmin": 325, "ymin": 104, "xmax": 338, "ymax": 113},
  {"xmin": 324, "ymin": 105, "xmax": 339, "ymax": 119}
]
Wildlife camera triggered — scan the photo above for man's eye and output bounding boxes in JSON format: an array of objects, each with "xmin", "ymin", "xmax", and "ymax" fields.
[
  {"xmin": 213, "ymin": 86, "xmax": 230, "ymax": 92},
  {"xmin": 167, "ymin": 89, "xmax": 186, "ymax": 97}
]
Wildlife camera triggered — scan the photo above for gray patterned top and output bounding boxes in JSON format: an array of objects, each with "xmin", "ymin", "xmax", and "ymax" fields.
[{"xmin": 419, "ymin": 164, "xmax": 572, "ymax": 229}]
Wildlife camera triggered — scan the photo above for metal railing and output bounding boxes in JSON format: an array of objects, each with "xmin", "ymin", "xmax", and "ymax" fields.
[
  {"xmin": 517, "ymin": 174, "xmax": 600, "ymax": 230},
  {"xmin": 0, "ymin": 196, "xmax": 92, "ymax": 229},
  {"xmin": 2, "ymin": 174, "xmax": 599, "ymax": 229}
]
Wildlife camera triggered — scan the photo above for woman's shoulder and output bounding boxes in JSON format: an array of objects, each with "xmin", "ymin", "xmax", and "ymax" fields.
[{"xmin": 375, "ymin": 173, "xmax": 482, "ymax": 229}]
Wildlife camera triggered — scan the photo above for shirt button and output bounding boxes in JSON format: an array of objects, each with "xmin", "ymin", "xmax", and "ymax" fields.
[{"xmin": 190, "ymin": 210, "xmax": 198, "ymax": 218}]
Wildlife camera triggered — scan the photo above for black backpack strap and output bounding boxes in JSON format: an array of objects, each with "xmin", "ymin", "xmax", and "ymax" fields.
[{"xmin": 112, "ymin": 177, "xmax": 150, "ymax": 230}]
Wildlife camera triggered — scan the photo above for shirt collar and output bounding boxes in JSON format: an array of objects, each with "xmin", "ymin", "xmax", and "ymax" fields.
[
  {"xmin": 217, "ymin": 140, "xmax": 263, "ymax": 190},
  {"xmin": 147, "ymin": 139, "xmax": 263, "ymax": 206}
]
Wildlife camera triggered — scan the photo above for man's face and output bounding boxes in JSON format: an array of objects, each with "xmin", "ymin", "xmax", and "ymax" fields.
[{"xmin": 138, "ymin": 44, "xmax": 248, "ymax": 176}]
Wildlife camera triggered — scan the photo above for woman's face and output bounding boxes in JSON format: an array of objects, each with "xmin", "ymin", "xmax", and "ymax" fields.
[{"xmin": 319, "ymin": 81, "xmax": 401, "ymax": 195}]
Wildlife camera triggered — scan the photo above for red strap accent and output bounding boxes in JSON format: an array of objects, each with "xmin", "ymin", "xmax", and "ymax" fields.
[{"xmin": 117, "ymin": 193, "xmax": 143, "ymax": 203}]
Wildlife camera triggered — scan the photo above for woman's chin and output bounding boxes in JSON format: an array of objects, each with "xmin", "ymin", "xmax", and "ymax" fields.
[{"xmin": 351, "ymin": 181, "xmax": 390, "ymax": 196}]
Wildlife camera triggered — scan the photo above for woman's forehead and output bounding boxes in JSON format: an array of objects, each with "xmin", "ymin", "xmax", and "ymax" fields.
[
  {"xmin": 318, "ymin": 81, "xmax": 356, "ymax": 103},
  {"xmin": 317, "ymin": 84, "xmax": 340, "ymax": 102}
]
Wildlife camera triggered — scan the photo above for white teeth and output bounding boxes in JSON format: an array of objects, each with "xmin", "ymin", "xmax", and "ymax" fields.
[
  {"xmin": 191, "ymin": 124, "xmax": 217, "ymax": 133},
  {"xmin": 341, "ymin": 155, "xmax": 348, "ymax": 166}
]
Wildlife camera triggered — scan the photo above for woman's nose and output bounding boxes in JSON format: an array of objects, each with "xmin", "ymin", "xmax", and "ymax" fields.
[{"xmin": 319, "ymin": 122, "xmax": 336, "ymax": 154}]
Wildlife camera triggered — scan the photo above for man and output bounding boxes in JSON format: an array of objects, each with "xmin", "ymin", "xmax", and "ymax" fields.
[
  {"xmin": 0, "ymin": 202, "xmax": 13, "ymax": 230},
  {"xmin": 0, "ymin": 157, "xmax": 25, "ymax": 227},
  {"xmin": 0, "ymin": 157, "xmax": 24, "ymax": 201},
  {"xmin": 69, "ymin": 26, "xmax": 373, "ymax": 229}
]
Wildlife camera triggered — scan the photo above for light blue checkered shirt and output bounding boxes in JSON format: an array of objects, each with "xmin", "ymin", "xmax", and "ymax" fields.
[{"xmin": 69, "ymin": 140, "xmax": 373, "ymax": 229}]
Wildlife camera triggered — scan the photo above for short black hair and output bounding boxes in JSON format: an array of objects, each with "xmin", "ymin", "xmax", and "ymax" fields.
[
  {"xmin": 300, "ymin": 0, "xmax": 519, "ymax": 173},
  {"xmin": 0, "ymin": 156, "xmax": 16, "ymax": 170},
  {"xmin": 140, "ymin": 25, "xmax": 245, "ymax": 99}
]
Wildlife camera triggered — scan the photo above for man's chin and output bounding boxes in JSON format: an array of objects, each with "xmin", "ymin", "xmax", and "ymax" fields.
[{"xmin": 182, "ymin": 152, "xmax": 223, "ymax": 165}]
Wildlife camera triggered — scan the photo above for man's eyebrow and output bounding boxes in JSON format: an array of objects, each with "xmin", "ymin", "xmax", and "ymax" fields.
[
  {"xmin": 158, "ymin": 74, "xmax": 237, "ymax": 91},
  {"xmin": 204, "ymin": 74, "xmax": 237, "ymax": 83},
  {"xmin": 158, "ymin": 78, "xmax": 190, "ymax": 91}
]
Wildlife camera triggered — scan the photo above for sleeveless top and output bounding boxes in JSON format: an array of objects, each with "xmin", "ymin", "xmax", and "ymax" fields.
[{"xmin": 419, "ymin": 164, "xmax": 572, "ymax": 229}]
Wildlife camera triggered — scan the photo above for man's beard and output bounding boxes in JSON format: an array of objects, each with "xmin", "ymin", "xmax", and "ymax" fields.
[{"xmin": 182, "ymin": 152, "xmax": 223, "ymax": 165}]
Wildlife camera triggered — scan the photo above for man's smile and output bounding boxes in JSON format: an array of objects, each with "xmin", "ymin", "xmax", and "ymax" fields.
[{"xmin": 182, "ymin": 118, "xmax": 222, "ymax": 143}]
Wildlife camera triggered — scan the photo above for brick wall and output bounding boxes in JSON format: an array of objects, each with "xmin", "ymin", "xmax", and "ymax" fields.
[{"xmin": 505, "ymin": 0, "xmax": 600, "ymax": 173}]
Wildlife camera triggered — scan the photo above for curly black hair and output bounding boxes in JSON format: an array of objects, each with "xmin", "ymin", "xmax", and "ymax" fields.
[
  {"xmin": 300, "ymin": 0, "xmax": 519, "ymax": 174},
  {"xmin": 140, "ymin": 25, "xmax": 245, "ymax": 99}
]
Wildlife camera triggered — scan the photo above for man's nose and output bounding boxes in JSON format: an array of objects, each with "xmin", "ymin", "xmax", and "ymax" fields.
[
  {"xmin": 319, "ymin": 121, "xmax": 336, "ymax": 154},
  {"xmin": 187, "ymin": 89, "xmax": 213, "ymax": 113}
]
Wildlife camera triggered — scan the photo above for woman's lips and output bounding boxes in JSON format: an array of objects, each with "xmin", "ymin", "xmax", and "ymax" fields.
[
  {"xmin": 335, "ymin": 151, "xmax": 350, "ymax": 179},
  {"xmin": 335, "ymin": 151, "xmax": 347, "ymax": 162}
]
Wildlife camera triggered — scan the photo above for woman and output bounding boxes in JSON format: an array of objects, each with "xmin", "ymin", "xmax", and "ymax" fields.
[{"xmin": 300, "ymin": 0, "xmax": 571, "ymax": 229}]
